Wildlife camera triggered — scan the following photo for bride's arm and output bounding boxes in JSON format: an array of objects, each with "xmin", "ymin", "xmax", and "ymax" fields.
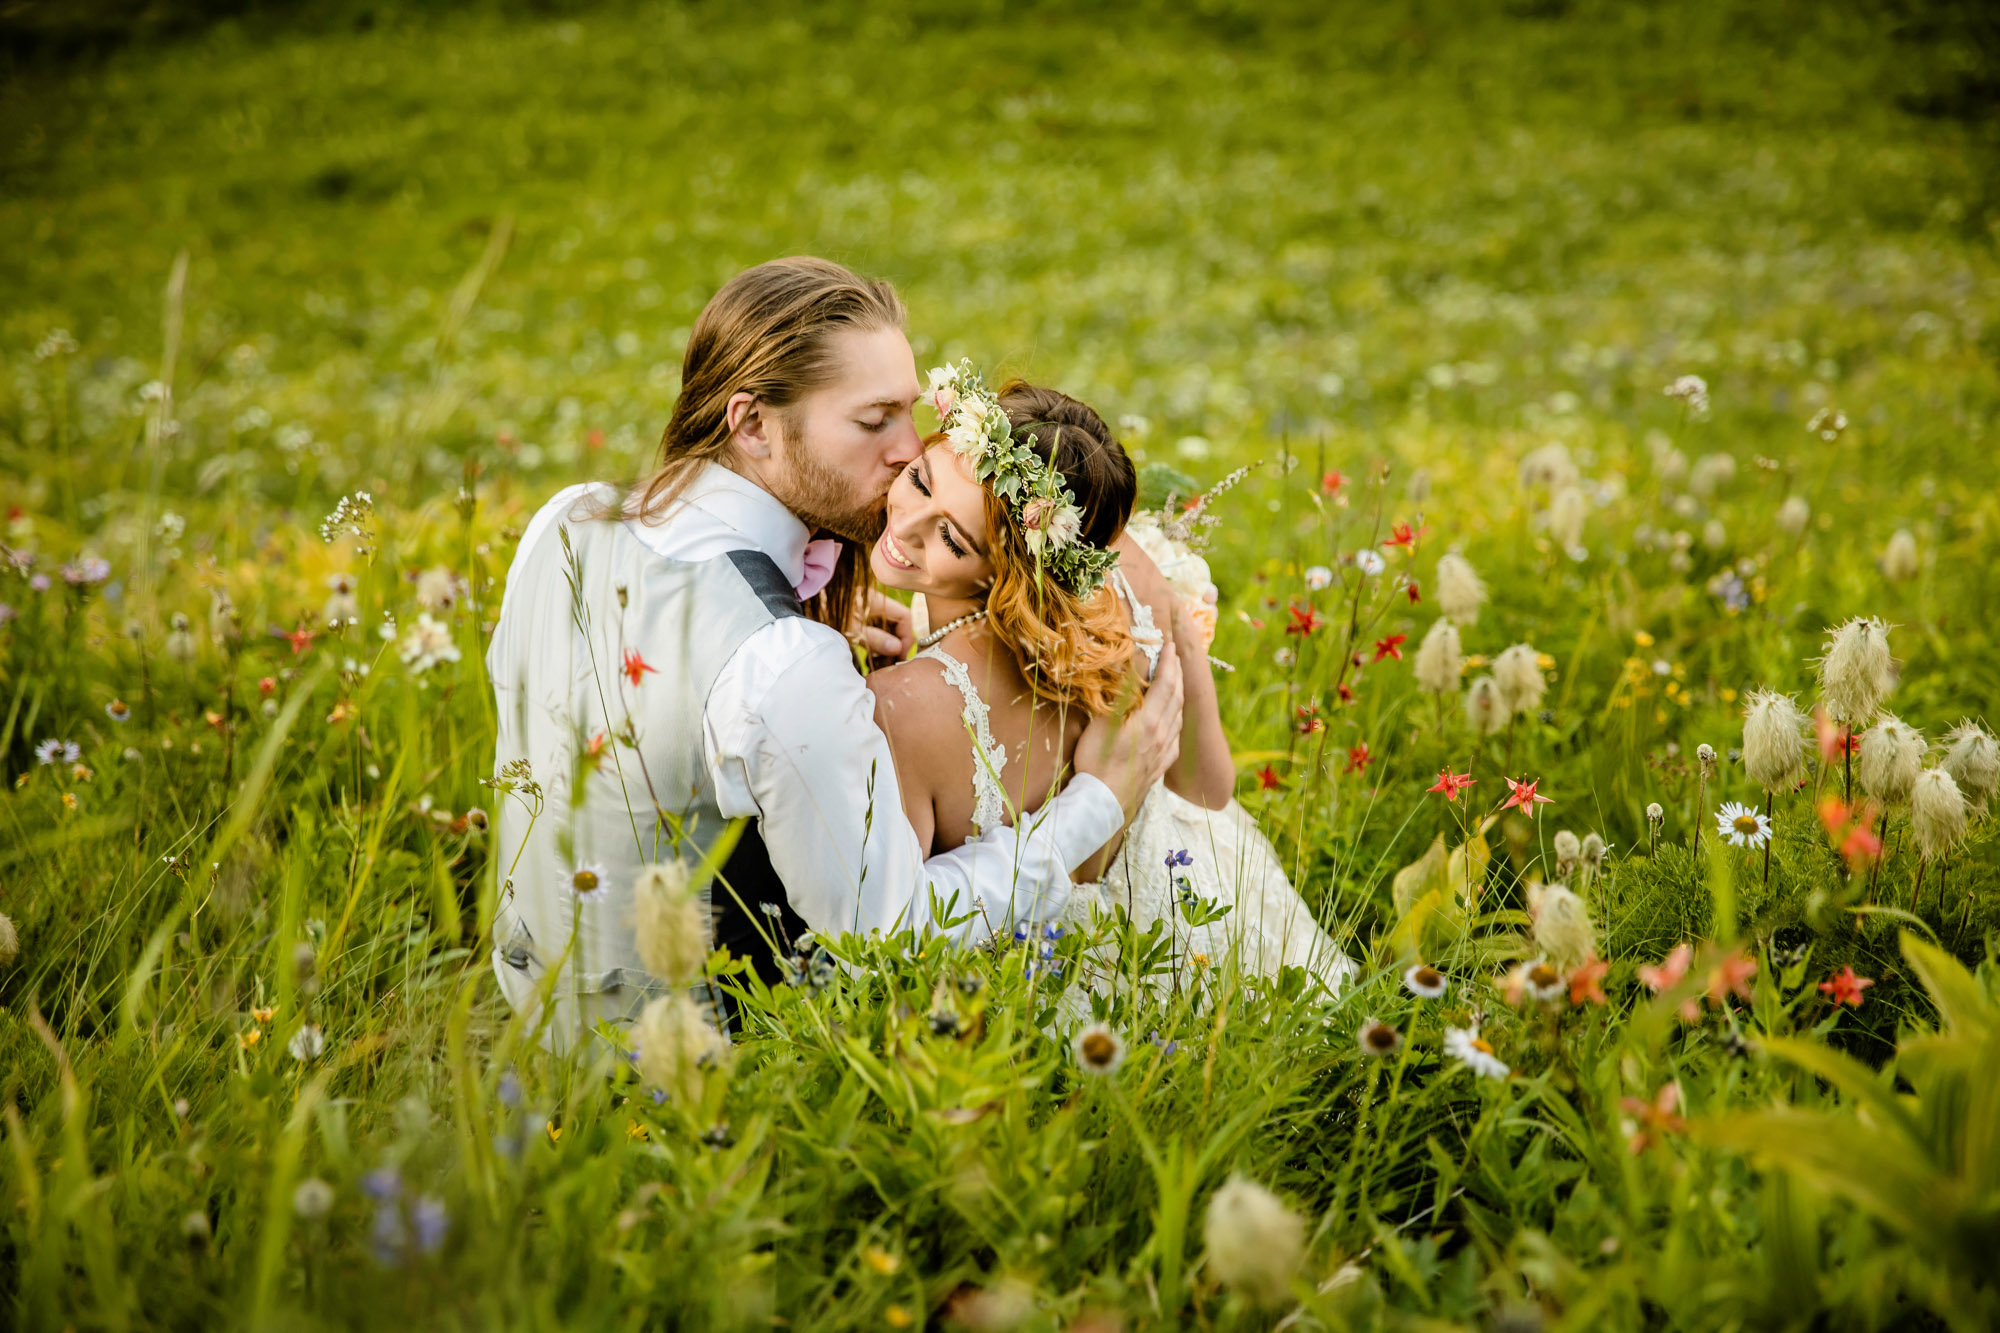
[{"xmin": 1111, "ymin": 538, "xmax": 1236, "ymax": 810}]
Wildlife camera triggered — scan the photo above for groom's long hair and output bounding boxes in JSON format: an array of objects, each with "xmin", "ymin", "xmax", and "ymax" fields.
[{"xmin": 621, "ymin": 256, "xmax": 905, "ymax": 632}]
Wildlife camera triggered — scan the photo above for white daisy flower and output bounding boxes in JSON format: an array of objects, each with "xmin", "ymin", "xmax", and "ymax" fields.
[
  {"xmin": 35, "ymin": 739, "xmax": 66, "ymax": 765},
  {"xmin": 569, "ymin": 861, "xmax": 609, "ymax": 904},
  {"xmin": 288, "ymin": 1023, "xmax": 326, "ymax": 1062},
  {"xmin": 1072, "ymin": 1022, "xmax": 1126, "ymax": 1075},
  {"xmin": 1714, "ymin": 801, "xmax": 1772, "ymax": 849},
  {"xmin": 1444, "ymin": 1026, "xmax": 1511, "ymax": 1080},
  {"xmin": 1304, "ymin": 565, "xmax": 1333, "ymax": 591},
  {"xmin": 1357, "ymin": 1019, "xmax": 1402, "ymax": 1058},
  {"xmin": 1402, "ymin": 963, "xmax": 1447, "ymax": 998}
]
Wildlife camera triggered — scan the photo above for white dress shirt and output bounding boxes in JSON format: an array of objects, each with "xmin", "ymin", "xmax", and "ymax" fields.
[{"xmin": 505, "ymin": 465, "xmax": 1126, "ymax": 945}]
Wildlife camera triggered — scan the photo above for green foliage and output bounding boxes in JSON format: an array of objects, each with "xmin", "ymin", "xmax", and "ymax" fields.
[{"xmin": 2, "ymin": 1, "xmax": 2000, "ymax": 1329}]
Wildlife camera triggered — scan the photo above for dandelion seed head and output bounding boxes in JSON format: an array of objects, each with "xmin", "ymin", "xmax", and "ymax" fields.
[
  {"xmin": 292, "ymin": 1177, "xmax": 335, "ymax": 1220},
  {"xmin": 633, "ymin": 860, "xmax": 711, "ymax": 988},
  {"xmin": 1940, "ymin": 721, "xmax": 1998, "ymax": 814},
  {"xmin": 1203, "ymin": 1175, "xmax": 1304, "ymax": 1307},
  {"xmin": 1527, "ymin": 882, "xmax": 1595, "ymax": 970},
  {"xmin": 1856, "ymin": 714, "xmax": 1926, "ymax": 806},
  {"xmin": 1817, "ymin": 617, "xmax": 1895, "ymax": 727},
  {"xmin": 1414, "ymin": 617, "xmax": 1463, "ymax": 696},
  {"xmin": 1435, "ymin": 553, "xmax": 1487, "ymax": 624},
  {"xmin": 1742, "ymin": 689, "xmax": 1808, "ymax": 793},
  {"xmin": 1910, "ymin": 768, "xmax": 1967, "ymax": 861},
  {"xmin": 1881, "ymin": 529, "xmax": 1919, "ymax": 582}
]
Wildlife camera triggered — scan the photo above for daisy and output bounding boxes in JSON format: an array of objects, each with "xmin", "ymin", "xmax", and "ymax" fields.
[
  {"xmin": 569, "ymin": 861, "xmax": 609, "ymax": 904},
  {"xmin": 1357, "ymin": 1019, "xmax": 1402, "ymax": 1058},
  {"xmin": 105, "ymin": 700, "xmax": 131, "ymax": 723},
  {"xmin": 1304, "ymin": 565, "xmax": 1332, "ymax": 590},
  {"xmin": 1714, "ymin": 801, "xmax": 1772, "ymax": 848},
  {"xmin": 1444, "ymin": 1026, "xmax": 1510, "ymax": 1080},
  {"xmin": 1072, "ymin": 1023, "xmax": 1126, "ymax": 1075},
  {"xmin": 1402, "ymin": 963, "xmax": 1447, "ymax": 998},
  {"xmin": 35, "ymin": 739, "xmax": 80, "ymax": 766},
  {"xmin": 1522, "ymin": 960, "xmax": 1566, "ymax": 1003}
]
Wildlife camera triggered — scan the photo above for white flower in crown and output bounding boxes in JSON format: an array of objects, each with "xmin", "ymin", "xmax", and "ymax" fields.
[
  {"xmin": 946, "ymin": 420, "xmax": 988, "ymax": 460},
  {"xmin": 1021, "ymin": 497, "xmax": 1084, "ymax": 554}
]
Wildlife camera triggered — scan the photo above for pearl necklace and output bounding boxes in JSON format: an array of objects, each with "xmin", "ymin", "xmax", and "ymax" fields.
[{"xmin": 917, "ymin": 609, "xmax": 987, "ymax": 650}]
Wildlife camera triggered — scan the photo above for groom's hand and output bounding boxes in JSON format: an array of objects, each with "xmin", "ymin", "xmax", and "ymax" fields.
[
  {"xmin": 1074, "ymin": 648, "xmax": 1184, "ymax": 819},
  {"xmin": 851, "ymin": 590, "xmax": 915, "ymax": 664}
]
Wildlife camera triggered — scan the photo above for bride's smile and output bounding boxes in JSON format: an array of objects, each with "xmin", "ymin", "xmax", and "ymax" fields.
[{"xmin": 869, "ymin": 445, "xmax": 993, "ymax": 599}]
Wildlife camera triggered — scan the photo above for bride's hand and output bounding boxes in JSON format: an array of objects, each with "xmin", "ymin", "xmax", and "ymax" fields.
[
  {"xmin": 849, "ymin": 589, "xmax": 915, "ymax": 662},
  {"xmin": 1073, "ymin": 648, "xmax": 1184, "ymax": 819}
]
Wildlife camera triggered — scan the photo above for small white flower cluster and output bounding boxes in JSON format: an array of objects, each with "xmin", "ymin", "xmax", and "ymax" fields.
[
  {"xmin": 319, "ymin": 491, "xmax": 377, "ymax": 557},
  {"xmin": 1664, "ymin": 373, "xmax": 1710, "ymax": 419}
]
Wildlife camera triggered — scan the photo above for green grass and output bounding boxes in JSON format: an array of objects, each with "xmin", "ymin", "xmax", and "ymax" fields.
[{"xmin": 3, "ymin": 1, "xmax": 2000, "ymax": 1328}]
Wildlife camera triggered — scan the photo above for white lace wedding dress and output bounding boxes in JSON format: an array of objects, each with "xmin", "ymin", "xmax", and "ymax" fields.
[{"xmin": 915, "ymin": 570, "xmax": 1356, "ymax": 1000}]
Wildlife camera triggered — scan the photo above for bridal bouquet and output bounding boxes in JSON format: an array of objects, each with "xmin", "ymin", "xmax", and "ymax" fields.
[{"xmin": 1124, "ymin": 510, "xmax": 1220, "ymax": 650}]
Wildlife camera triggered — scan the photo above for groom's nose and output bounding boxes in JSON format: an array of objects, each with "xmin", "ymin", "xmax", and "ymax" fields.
[{"xmin": 879, "ymin": 417, "xmax": 922, "ymax": 470}]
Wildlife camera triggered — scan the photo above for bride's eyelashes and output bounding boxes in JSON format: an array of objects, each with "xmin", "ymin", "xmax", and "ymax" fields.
[
  {"xmin": 938, "ymin": 522, "xmax": 967, "ymax": 559},
  {"xmin": 905, "ymin": 460, "xmax": 930, "ymax": 496}
]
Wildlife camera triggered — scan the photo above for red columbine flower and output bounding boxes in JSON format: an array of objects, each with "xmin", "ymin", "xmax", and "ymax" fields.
[
  {"xmin": 1620, "ymin": 1082, "xmax": 1686, "ymax": 1154},
  {"xmin": 1568, "ymin": 958, "xmax": 1610, "ymax": 1006},
  {"xmin": 1499, "ymin": 776, "xmax": 1553, "ymax": 817},
  {"xmin": 1818, "ymin": 965, "xmax": 1874, "ymax": 1007},
  {"xmin": 1383, "ymin": 521, "xmax": 1430, "ymax": 551},
  {"xmin": 622, "ymin": 647, "xmax": 659, "ymax": 688},
  {"xmin": 1406, "ymin": 579, "xmax": 1422, "ymax": 604},
  {"xmin": 1819, "ymin": 797, "xmax": 1884, "ymax": 869},
  {"xmin": 1372, "ymin": 634, "xmax": 1407, "ymax": 663},
  {"xmin": 1285, "ymin": 603, "xmax": 1323, "ymax": 636},
  {"xmin": 1256, "ymin": 764, "xmax": 1284, "ymax": 791},
  {"xmin": 1344, "ymin": 743, "xmax": 1372, "ymax": 774},
  {"xmin": 1321, "ymin": 470, "xmax": 1346, "ymax": 497},
  {"xmin": 1705, "ymin": 949, "xmax": 1757, "ymax": 1008},
  {"xmin": 1336, "ymin": 682, "xmax": 1356, "ymax": 704},
  {"xmin": 1427, "ymin": 766, "xmax": 1476, "ymax": 802},
  {"xmin": 1294, "ymin": 704, "xmax": 1324, "ymax": 736},
  {"xmin": 286, "ymin": 623, "xmax": 317, "ymax": 656}
]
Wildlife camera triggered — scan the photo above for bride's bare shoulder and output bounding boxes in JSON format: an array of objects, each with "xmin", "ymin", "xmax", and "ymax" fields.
[{"xmin": 865, "ymin": 655, "xmax": 965, "ymax": 739}]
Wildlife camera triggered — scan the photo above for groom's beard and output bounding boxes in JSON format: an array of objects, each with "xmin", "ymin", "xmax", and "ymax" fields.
[{"xmin": 773, "ymin": 444, "xmax": 888, "ymax": 544}]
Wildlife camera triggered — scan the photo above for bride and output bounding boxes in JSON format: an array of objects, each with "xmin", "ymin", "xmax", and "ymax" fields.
[{"xmin": 864, "ymin": 363, "xmax": 1354, "ymax": 995}]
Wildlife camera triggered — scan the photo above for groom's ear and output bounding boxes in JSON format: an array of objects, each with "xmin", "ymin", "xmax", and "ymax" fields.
[{"xmin": 726, "ymin": 391, "xmax": 777, "ymax": 461}]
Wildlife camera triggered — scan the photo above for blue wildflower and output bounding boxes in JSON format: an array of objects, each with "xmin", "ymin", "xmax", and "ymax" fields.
[
  {"xmin": 361, "ymin": 1166, "xmax": 402, "ymax": 1201},
  {"xmin": 411, "ymin": 1195, "xmax": 449, "ymax": 1255}
]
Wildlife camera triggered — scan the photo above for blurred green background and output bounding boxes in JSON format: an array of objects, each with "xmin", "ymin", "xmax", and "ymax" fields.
[{"xmin": 4, "ymin": 0, "xmax": 1997, "ymax": 523}]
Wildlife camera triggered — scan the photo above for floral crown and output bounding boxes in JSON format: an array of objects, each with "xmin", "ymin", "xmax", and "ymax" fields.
[{"xmin": 925, "ymin": 360, "xmax": 1121, "ymax": 599}]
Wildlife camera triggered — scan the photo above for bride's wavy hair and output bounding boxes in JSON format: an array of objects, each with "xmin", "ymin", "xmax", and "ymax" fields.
[
  {"xmin": 591, "ymin": 256, "xmax": 904, "ymax": 633},
  {"xmin": 974, "ymin": 381, "xmax": 1138, "ymax": 716}
]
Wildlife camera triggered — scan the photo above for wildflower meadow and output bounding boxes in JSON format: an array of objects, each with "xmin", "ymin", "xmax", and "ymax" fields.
[{"xmin": 4, "ymin": 2, "xmax": 2000, "ymax": 1329}]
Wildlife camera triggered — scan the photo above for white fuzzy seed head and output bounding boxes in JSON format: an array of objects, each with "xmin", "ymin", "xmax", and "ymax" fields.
[
  {"xmin": 1856, "ymin": 714, "xmax": 1926, "ymax": 806},
  {"xmin": 1910, "ymin": 768, "xmax": 1967, "ymax": 861},
  {"xmin": 1817, "ymin": 617, "xmax": 1895, "ymax": 727},
  {"xmin": 1941, "ymin": 721, "xmax": 1998, "ymax": 814},
  {"xmin": 1552, "ymin": 830, "xmax": 1581, "ymax": 881},
  {"xmin": 1518, "ymin": 442, "xmax": 1579, "ymax": 493},
  {"xmin": 1527, "ymin": 882, "xmax": 1596, "ymax": 970},
  {"xmin": 1580, "ymin": 832, "xmax": 1608, "ymax": 875},
  {"xmin": 1702, "ymin": 518, "xmax": 1728, "ymax": 551},
  {"xmin": 1493, "ymin": 644, "xmax": 1546, "ymax": 717},
  {"xmin": 1435, "ymin": 553, "xmax": 1487, "ymax": 625},
  {"xmin": 1465, "ymin": 675, "xmax": 1507, "ymax": 735},
  {"xmin": 1548, "ymin": 485, "xmax": 1587, "ymax": 551},
  {"xmin": 633, "ymin": 861, "xmax": 710, "ymax": 988},
  {"xmin": 633, "ymin": 993, "xmax": 730, "ymax": 1106},
  {"xmin": 1881, "ymin": 529, "xmax": 1919, "ymax": 582},
  {"xmin": 1742, "ymin": 690, "xmax": 1809, "ymax": 793},
  {"xmin": 1776, "ymin": 495, "xmax": 1811, "ymax": 537},
  {"xmin": 1689, "ymin": 452, "xmax": 1738, "ymax": 498},
  {"xmin": 1203, "ymin": 1175, "xmax": 1304, "ymax": 1307},
  {"xmin": 0, "ymin": 912, "xmax": 16, "ymax": 968},
  {"xmin": 1414, "ymin": 618, "xmax": 1463, "ymax": 696}
]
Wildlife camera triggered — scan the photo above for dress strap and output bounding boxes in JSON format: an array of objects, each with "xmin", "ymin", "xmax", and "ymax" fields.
[
  {"xmin": 914, "ymin": 646, "xmax": 1010, "ymax": 839},
  {"xmin": 1112, "ymin": 568, "xmax": 1164, "ymax": 681}
]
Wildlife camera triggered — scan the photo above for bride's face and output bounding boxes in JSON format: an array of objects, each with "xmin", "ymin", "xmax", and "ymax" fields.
[{"xmin": 870, "ymin": 442, "xmax": 995, "ymax": 600}]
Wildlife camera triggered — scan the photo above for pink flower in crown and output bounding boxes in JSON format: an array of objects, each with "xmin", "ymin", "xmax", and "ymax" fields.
[
  {"xmin": 931, "ymin": 385, "xmax": 958, "ymax": 420},
  {"xmin": 1020, "ymin": 497, "xmax": 1081, "ymax": 553}
]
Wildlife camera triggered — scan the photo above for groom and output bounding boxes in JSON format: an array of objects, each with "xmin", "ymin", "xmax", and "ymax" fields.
[{"xmin": 487, "ymin": 256, "xmax": 1184, "ymax": 1049}]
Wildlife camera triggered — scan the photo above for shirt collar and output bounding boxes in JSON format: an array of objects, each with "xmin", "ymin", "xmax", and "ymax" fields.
[{"xmin": 642, "ymin": 461, "xmax": 812, "ymax": 585}]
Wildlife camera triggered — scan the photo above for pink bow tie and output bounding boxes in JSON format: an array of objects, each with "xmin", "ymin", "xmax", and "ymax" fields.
[{"xmin": 794, "ymin": 539, "xmax": 840, "ymax": 600}]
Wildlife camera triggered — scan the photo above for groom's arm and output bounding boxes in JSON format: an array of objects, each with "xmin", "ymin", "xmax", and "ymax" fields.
[{"xmin": 705, "ymin": 621, "xmax": 1126, "ymax": 944}]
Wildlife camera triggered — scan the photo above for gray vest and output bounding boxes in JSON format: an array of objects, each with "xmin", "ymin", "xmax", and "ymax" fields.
[{"xmin": 486, "ymin": 484, "xmax": 803, "ymax": 1050}]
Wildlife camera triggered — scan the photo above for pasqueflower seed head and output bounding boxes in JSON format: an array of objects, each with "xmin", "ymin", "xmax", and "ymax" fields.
[
  {"xmin": 1435, "ymin": 553, "xmax": 1487, "ymax": 625},
  {"xmin": 1202, "ymin": 1175, "xmax": 1304, "ymax": 1308},
  {"xmin": 1856, "ymin": 714, "xmax": 1926, "ymax": 806},
  {"xmin": 1910, "ymin": 768, "xmax": 1967, "ymax": 861},
  {"xmin": 1493, "ymin": 644, "xmax": 1546, "ymax": 717},
  {"xmin": 1742, "ymin": 689, "xmax": 1808, "ymax": 793},
  {"xmin": 1414, "ymin": 618, "xmax": 1463, "ymax": 696},
  {"xmin": 1940, "ymin": 721, "xmax": 1998, "ymax": 815},
  {"xmin": 1817, "ymin": 617, "xmax": 1895, "ymax": 727}
]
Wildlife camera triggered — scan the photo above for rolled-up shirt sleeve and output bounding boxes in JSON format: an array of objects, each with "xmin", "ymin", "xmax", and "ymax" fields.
[{"xmin": 704, "ymin": 619, "xmax": 1124, "ymax": 944}]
